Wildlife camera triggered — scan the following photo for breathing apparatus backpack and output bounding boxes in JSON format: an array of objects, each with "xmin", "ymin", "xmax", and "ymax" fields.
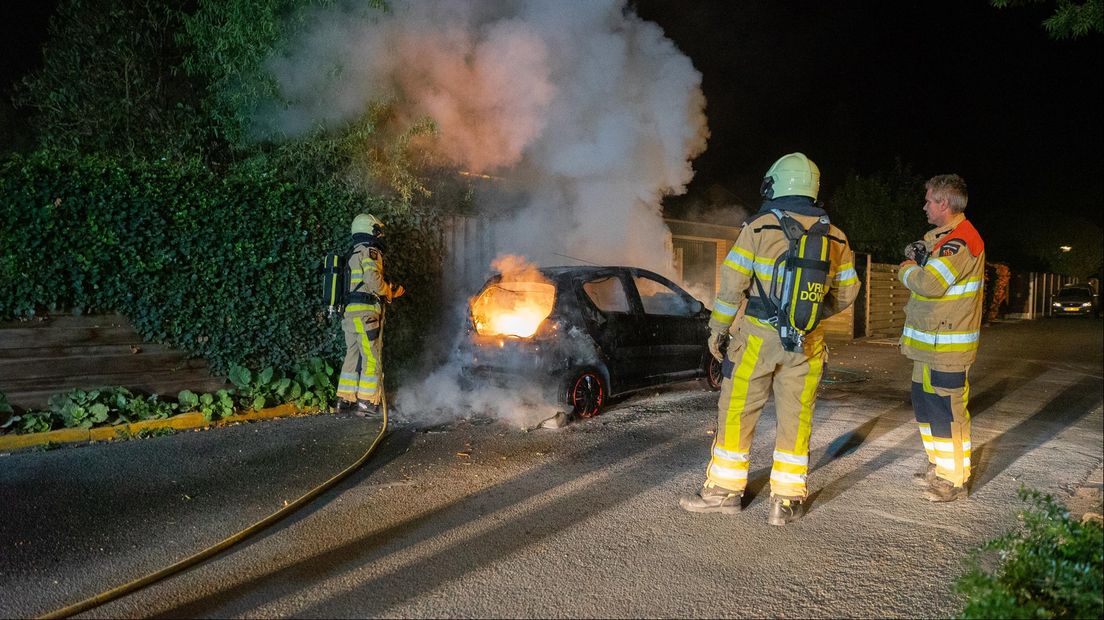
[
  {"xmin": 322, "ymin": 252, "xmax": 349, "ymax": 316},
  {"xmin": 753, "ymin": 208, "xmax": 834, "ymax": 352}
]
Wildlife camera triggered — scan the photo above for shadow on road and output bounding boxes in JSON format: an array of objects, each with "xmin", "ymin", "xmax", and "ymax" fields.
[
  {"xmin": 971, "ymin": 375, "xmax": 1102, "ymax": 493},
  {"xmin": 802, "ymin": 400, "xmax": 918, "ymax": 513},
  {"xmin": 155, "ymin": 427, "xmax": 690, "ymax": 618}
]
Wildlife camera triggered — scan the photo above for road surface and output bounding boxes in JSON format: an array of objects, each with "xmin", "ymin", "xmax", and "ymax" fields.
[{"xmin": 1, "ymin": 317, "xmax": 1101, "ymax": 618}]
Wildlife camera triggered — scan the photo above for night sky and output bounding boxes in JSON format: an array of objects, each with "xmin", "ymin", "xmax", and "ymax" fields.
[
  {"xmin": 3, "ymin": 1, "xmax": 1102, "ymax": 235},
  {"xmin": 635, "ymin": 0, "xmax": 1104, "ymax": 235}
]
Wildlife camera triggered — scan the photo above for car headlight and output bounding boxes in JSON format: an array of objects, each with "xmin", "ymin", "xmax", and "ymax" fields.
[
  {"xmin": 1082, "ymin": 302, "xmax": 1093, "ymax": 307},
  {"xmin": 1053, "ymin": 302, "xmax": 1062, "ymax": 308}
]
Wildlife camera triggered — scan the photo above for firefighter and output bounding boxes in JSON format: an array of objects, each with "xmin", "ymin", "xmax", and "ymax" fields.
[
  {"xmin": 679, "ymin": 152, "xmax": 860, "ymax": 525},
  {"xmin": 337, "ymin": 213, "xmax": 404, "ymax": 416},
  {"xmin": 898, "ymin": 174, "xmax": 984, "ymax": 502}
]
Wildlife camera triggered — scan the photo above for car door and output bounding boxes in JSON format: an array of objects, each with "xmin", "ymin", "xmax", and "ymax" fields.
[
  {"xmin": 574, "ymin": 270, "xmax": 651, "ymax": 392},
  {"xmin": 629, "ymin": 269, "xmax": 709, "ymax": 378}
]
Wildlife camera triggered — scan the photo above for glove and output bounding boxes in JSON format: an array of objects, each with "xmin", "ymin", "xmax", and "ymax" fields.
[
  {"xmin": 384, "ymin": 284, "xmax": 405, "ymax": 302},
  {"xmin": 708, "ymin": 330, "xmax": 727, "ymax": 362},
  {"xmin": 904, "ymin": 241, "xmax": 928, "ymax": 265}
]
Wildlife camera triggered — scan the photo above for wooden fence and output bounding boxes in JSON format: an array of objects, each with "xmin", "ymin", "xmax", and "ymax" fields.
[
  {"xmin": 0, "ymin": 314, "xmax": 225, "ymax": 410},
  {"xmin": 865, "ymin": 262, "xmax": 911, "ymax": 338}
]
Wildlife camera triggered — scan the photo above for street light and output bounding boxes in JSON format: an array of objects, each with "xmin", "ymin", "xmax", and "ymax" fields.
[{"xmin": 1059, "ymin": 245, "xmax": 1072, "ymax": 252}]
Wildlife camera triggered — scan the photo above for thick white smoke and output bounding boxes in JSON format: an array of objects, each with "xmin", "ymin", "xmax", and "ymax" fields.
[{"xmin": 260, "ymin": 0, "xmax": 710, "ymax": 426}]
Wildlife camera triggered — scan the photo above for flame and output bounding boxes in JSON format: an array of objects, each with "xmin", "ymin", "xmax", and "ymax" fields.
[{"xmin": 470, "ymin": 255, "xmax": 554, "ymax": 338}]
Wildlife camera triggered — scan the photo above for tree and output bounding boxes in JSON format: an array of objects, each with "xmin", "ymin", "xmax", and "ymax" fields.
[
  {"xmin": 1024, "ymin": 216, "xmax": 1104, "ymax": 278},
  {"xmin": 991, "ymin": 0, "xmax": 1104, "ymax": 39},
  {"xmin": 16, "ymin": 0, "xmax": 442, "ymax": 206},
  {"xmin": 180, "ymin": 0, "xmax": 449, "ymax": 206},
  {"xmin": 828, "ymin": 161, "xmax": 928, "ymax": 263},
  {"xmin": 14, "ymin": 0, "xmax": 205, "ymax": 160}
]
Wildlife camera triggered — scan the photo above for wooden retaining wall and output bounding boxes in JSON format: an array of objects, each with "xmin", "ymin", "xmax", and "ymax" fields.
[{"xmin": 0, "ymin": 314, "xmax": 226, "ymax": 411}]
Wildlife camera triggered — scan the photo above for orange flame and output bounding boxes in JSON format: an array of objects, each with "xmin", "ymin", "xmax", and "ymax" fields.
[{"xmin": 470, "ymin": 255, "xmax": 554, "ymax": 338}]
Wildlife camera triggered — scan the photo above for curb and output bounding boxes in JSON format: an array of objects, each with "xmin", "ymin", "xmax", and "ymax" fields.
[{"xmin": 0, "ymin": 404, "xmax": 325, "ymax": 452}]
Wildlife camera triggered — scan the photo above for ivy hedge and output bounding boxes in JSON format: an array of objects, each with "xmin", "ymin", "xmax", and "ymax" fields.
[{"xmin": 0, "ymin": 152, "xmax": 445, "ymax": 382}]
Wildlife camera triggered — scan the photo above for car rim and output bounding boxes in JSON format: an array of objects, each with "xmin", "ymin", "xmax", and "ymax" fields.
[
  {"xmin": 571, "ymin": 372, "xmax": 604, "ymax": 418},
  {"xmin": 708, "ymin": 357, "xmax": 723, "ymax": 389}
]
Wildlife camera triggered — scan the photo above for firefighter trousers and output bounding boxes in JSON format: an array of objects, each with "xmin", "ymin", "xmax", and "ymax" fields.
[
  {"xmin": 911, "ymin": 361, "xmax": 971, "ymax": 487},
  {"xmin": 704, "ymin": 321, "xmax": 827, "ymax": 499},
  {"xmin": 338, "ymin": 311, "xmax": 383, "ymax": 405}
]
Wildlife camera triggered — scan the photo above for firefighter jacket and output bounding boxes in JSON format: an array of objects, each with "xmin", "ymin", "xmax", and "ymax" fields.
[
  {"xmin": 709, "ymin": 199, "xmax": 860, "ymax": 355},
  {"xmin": 345, "ymin": 239, "xmax": 400, "ymax": 315},
  {"xmin": 898, "ymin": 213, "xmax": 986, "ymax": 366}
]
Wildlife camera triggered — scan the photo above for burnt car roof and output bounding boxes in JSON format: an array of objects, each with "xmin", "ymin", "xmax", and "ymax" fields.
[{"xmin": 485, "ymin": 265, "xmax": 651, "ymax": 282}]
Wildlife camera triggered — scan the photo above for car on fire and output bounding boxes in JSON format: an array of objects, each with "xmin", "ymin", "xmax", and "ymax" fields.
[{"xmin": 460, "ymin": 265, "xmax": 722, "ymax": 418}]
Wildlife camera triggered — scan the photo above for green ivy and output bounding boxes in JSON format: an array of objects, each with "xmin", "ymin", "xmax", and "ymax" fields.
[
  {"xmin": 957, "ymin": 487, "xmax": 1103, "ymax": 619},
  {"xmin": 0, "ymin": 152, "xmax": 445, "ymax": 384},
  {"xmin": 1, "ymin": 409, "xmax": 55, "ymax": 434},
  {"xmin": 226, "ymin": 357, "xmax": 336, "ymax": 412},
  {"xmin": 1, "ymin": 357, "xmax": 340, "ymax": 434}
]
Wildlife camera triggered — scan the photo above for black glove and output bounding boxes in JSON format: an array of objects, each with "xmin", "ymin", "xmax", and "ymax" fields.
[
  {"xmin": 708, "ymin": 330, "xmax": 728, "ymax": 362},
  {"xmin": 904, "ymin": 241, "xmax": 929, "ymax": 265}
]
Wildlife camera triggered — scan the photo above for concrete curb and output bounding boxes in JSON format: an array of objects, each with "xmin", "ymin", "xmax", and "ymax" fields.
[{"xmin": 0, "ymin": 404, "xmax": 325, "ymax": 452}]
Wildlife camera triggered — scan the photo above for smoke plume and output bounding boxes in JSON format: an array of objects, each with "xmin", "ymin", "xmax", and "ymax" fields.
[{"xmin": 259, "ymin": 0, "xmax": 710, "ymax": 426}]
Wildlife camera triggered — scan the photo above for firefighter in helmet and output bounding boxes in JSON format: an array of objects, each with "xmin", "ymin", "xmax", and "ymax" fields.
[
  {"xmin": 337, "ymin": 213, "xmax": 404, "ymax": 415},
  {"xmin": 679, "ymin": 153, "xmax": 860, "ymax": 525}
]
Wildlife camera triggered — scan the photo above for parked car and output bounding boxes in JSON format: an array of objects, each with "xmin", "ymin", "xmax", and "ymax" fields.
[
  {"xmin": 460, "ymin": 265, "xmax": 722, "ymax": 417},
  {"xmin": 1051, "ymin": 284, "xmax": 1098, "ymax": 317}
]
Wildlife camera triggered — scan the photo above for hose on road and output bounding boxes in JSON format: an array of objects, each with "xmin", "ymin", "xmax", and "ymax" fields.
[{"xmin": 38, "ymin": 402, "xmax": 389, "ymax": 619}]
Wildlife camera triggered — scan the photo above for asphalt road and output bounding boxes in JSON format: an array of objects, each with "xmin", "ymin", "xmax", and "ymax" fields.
[{"xmin": 2, "ymin": 317, "xmax": 1101, "ymax": 618}]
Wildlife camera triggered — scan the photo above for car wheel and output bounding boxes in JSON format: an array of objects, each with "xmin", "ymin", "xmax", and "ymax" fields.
[
  {"xmin": 707, "ymin": 355, "xmax": 723, "ymax": 391},
  {"xmin": 565, "ymin": 368, "xmax": 606, "ymax": 418}
]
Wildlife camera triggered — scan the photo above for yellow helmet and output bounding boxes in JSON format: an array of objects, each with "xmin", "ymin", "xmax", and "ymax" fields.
[
  {"xmin": 761, "ymin": 152, "xmax": 820, "ymax": 200},
  {"xmin": 351, "ymin": 213, "xmax": 384, "ymax": 236}
]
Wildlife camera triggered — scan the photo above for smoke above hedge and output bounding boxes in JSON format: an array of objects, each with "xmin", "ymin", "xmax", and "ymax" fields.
[{"xmin": 258, "ymin": 0, "xmax": 709, "ymax": 275}]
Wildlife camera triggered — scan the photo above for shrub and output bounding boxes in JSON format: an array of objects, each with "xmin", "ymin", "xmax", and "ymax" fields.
[
  {"xmin": 0, "ymin": 152, "xmax": 445, "ymax": 383},
  {"xmin": 957, "ymin": 487, "xmax": 1103, "ymax": 619},
  {"xmin": 984, "ymin": 262, "xmax": 1011, "ymax": 323}
]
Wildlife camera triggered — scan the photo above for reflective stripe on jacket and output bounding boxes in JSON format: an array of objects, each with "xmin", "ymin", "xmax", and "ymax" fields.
[
  {"xmin": 709, "ymin": 207, "xmax": 860, "ymax": 354},
  {"xmin": 898, "ymin": 214, "xmax": 986, "ymax": 365},
  {"xmin": 346, "ymin": 244, "xmax": 398, "ymax": 314}
]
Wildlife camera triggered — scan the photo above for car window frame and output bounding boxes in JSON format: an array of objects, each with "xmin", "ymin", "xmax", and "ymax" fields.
[
  {"xmin": 575, "ymin": 269, "xmax": 641, "ymax": 317},
  {"xmin": 627, "ymin": 268, "xmax": 703, "ymax": 318}
]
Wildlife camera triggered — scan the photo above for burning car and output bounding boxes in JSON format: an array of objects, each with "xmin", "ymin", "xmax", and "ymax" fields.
[{"xmin": 461, "ymin": 262, "xmax": 722, "ymax": 418}]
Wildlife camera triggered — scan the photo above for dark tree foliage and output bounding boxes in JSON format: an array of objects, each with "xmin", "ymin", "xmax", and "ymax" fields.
[
  {"xmin": 827, "ymin": 162, "xmax": 928, "ymax": 264},
  {"xmin": 14, "ymin": 0, "xmax": 206, "ymax": 160},
  {"xmin": 178, "ymin": 0, "xmax": 441, "ymax": 205},
  {"xmin": 991, "ymin": 0, "xmax": 1104, "ymax": 39}
]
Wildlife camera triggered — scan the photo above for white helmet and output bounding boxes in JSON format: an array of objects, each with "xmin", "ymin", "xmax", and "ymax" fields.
[
  {"xmin": 351, "ymin": 213, "xmax": 383, "ymax": 236},
  {"xmin": 761, "ymin": 152, "xmax": 820, "ymax": 200}
]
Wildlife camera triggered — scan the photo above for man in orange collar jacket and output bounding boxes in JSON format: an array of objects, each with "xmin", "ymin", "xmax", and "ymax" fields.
[{"xmin": 898, "ymin": 174, "xmax": 985, "ymax": 502}]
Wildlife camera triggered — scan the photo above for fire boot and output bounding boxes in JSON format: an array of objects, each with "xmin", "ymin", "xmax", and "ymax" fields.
[
  {"xmin": 355, "ymin": 400, "xmax": 381, "ymax": 417},
  {"xmin": 767, "ymin": 496, "xmax": 804, "ymax": 526},
  {"xmin": 337, "ymin": 399, "xmax": 358, "ymax": 414},
  {"xmin": 678, "ymin": 484, "xmax": 743, "ymax": 514},
  {"xmin": 924, "ymin": 477, "xmax": 967, "ymax": 503},
  {"xmin": 912, "ymin": 462, "xmax": 937, "ymax": 487}
]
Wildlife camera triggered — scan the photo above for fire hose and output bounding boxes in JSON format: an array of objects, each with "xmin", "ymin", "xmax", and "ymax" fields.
[{"xmin": 37, "ymin": 401, "xmax": 389, "ymax": 619}]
